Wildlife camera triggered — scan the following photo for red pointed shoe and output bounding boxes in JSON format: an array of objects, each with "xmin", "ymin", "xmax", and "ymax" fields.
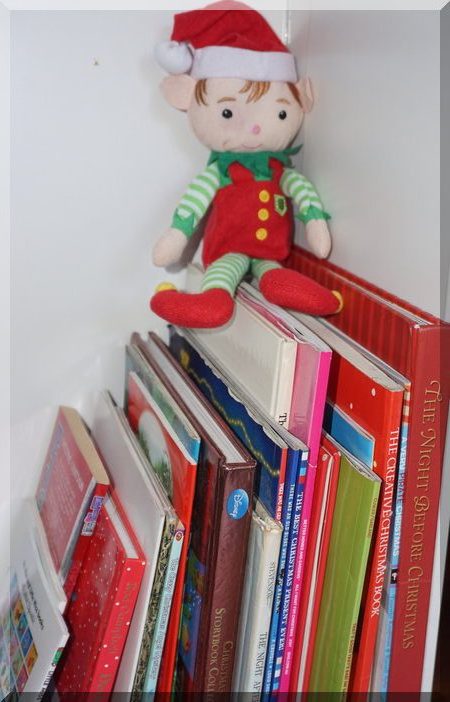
[
  {"xmin": 259, "ymin": 267, "xmax": 343, "ymax": 316},
  {"xmin": 150, "ymin": 287, "xmax": 235, "ymax": 328}
]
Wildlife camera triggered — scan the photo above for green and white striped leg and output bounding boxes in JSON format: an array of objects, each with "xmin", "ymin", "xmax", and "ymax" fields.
[
  {"xmin": 201, "ymin": 254, "xmax": 251, "ymax": 297},
  {"xmin": 251, "ymin": 259, "xmax": 281, "ymax": 283}
]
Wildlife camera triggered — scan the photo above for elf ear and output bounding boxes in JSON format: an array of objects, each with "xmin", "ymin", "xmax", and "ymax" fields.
[
  {"xmin": 296, "ymin": 77, "xmax": 314, "ymax": 113},
  {"xmin": 161, "ymin": 74, "xmax": 196, "ymax": 111}
]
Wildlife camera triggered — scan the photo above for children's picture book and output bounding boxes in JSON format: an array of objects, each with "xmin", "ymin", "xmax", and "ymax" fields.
[
  {"xmin": 289, "ymin": 245, "xmax": 450, "ymax": 692},
  {"xmin": 308, "ymin": 443, "xmax": 381, "ymax": 693},
  {"xmin": 186, "ymin": 263, "xmax": 297, "ymax": 428},
  {"xmin": 90, "ymin": 391, "xmax": 168, "ymax": 695},
  {"xmin": 232, "ymin": 499, "xmax": 282, "ymax": 698},
  {"xmin": 4, "ymin": 507, "xmax": 69, "ymax": 699},
  {"xmin": 54, "ymin": 494, "xmax": 145, "ymax": 698},
  {"xmin": 136, "ymin": 332, "xmax": 255, "ymax": 696},
  {"xmin": 169, "ymin": 327, "xmax": 308, "ymax": 697},
  {"xmin": 126, "ymin": 340, "xmax": 201, "ymax": 693},
  {"xmin": 296, "ymin": 312, "xmax": 403, "ymax": 691},
  {"xmin": 293, "ymin": 436, "xmax": 341, "ymax": 693},
  {"xmin": 35, "ymin": 406, "xmax": 110, "ymax": 596}
]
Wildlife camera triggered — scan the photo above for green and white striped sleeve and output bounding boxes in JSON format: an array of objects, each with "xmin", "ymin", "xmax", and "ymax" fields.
[
  {"xmin": 281, "ymin": 168, "xmax": 331, "ymax": 223},
  {"xmin": 171, "ymin": 162, "xmax": 221, "ymax": 237}
]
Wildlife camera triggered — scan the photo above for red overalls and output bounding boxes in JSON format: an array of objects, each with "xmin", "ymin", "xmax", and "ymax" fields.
[{"xmin": 202, "ymin": 158, "xmax": 294, "ymax": 267}]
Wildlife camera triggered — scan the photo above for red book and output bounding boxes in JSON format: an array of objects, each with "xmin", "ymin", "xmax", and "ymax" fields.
[
  {"xmin": 288, "ymin": 246, "xmax": 450, "ymax": 694},
  {"xmin": 55, "ymin": 493, "xmax": 145, "ymax": 697},
  {"xmin": 292, "ymin": 435, "xmax": 341, "ymax": 693},
  {"xmin": 35, "ymin": 406, "xmax": 110, "ymax": 597}
]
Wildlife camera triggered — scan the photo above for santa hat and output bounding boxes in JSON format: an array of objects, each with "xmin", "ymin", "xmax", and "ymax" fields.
[{"xmin": 155, "ymin": 1, "xmax": 298, "ymax": 83}]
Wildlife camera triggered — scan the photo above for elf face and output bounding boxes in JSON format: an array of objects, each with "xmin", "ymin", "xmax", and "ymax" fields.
[
  {"xmin": 161, "ymin": 75, "xmax": 313, "ymax": 154},
  {"xmin": 188, "ymin": 78, "xmax": 304, "ymax": 153}
]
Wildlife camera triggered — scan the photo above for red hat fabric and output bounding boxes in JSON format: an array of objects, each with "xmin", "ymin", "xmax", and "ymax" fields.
[{"xmin": 155, "ymin": 1, "xmax": 298, "ymax": 83}]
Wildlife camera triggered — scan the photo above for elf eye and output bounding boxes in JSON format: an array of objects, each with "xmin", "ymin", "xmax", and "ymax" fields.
[
  {"xmin": 278, "ymin": 110, "xmax": 288, "ymax": 120},
  {"xmin": 222, "ymin": 108, "xmax": 233, "ymax": 119}
]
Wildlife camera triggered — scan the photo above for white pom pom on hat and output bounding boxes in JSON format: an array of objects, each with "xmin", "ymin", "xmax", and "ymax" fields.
[{"xmin": 154, "ymin": 40, "xmax": 193, "ymax": 75}]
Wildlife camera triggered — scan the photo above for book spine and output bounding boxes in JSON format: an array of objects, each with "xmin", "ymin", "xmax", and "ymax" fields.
[
  {"xmin": 90, "ymin": 560, "xmax": 145, "ymax": 694},
  {"xmin": 379, "ymin": 398, "xmax": 410, "ymax": 691},
  {"xmin": 350, "ymin": 397, "xmax": 403, "ymax": 692},
  {"xmin": 262, "ymin": 450, "xmax": 299, "ymax": 696},
  {"xmin": 273, "ymin": 340, "xmax": 297, "ymax": 428},
  {"xmin": 143, "ymin": 527, "xmax": 184, "ymax": 693},
  {"xmin": 63, "ymin": 484, "xmax": 108, "ymax": 597},
  {"xmin": 388, "ymin": 326, "xmax": 450, "ymax": 692},
  {"xmin": 234, "ymin": 520, "xmax": 281, "ymax": 697},
  {"xmin": 301, "ymin": 448, "xmax": 340, "ymax": 692},
  {"xmin": 279, "ymin": 458, "xmax": 316, "ymax": 692},
  {"xmin": 198, "ymin": 463, "xmax": 255, "ymax": 695},
  {"xmin": 272, "ymin": 454, "xmax": 308, "ymax": 692},
  {"xmin": 342, "ymin": 483, "xmax": 381, "ymax": 693}
]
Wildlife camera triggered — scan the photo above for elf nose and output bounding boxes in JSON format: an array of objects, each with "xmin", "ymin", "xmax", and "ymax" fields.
[{"xmin": 251, "ymin": 124, "xmax": 261, "ymax": 135}]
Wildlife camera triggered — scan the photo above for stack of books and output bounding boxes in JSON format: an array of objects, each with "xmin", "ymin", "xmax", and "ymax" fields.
[{"xmin": 3, "ymin": 246, "xmax": 449, "ymax": 699}]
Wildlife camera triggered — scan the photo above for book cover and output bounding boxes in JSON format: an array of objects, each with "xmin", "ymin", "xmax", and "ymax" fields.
[
  {"xmin": 309, "ymin": 449, "xmax": 381, "ymax": 693},
  {"xmin": 54, "ymin": 493, "xmax": 145, "ymax": 697},
  {"xmin": 125, "ymin": 342, "xmax": 200, "ymax": 694},
  {"xmin": 236, "ymin": 282, "xmax": 332, "ymax": 691},
  {"xmin": 186, "ymin": 263, "xmax": 297, "ymax": 427},
  {"xmin": 90, "ymin": 391, "xmax": 168, "ymax": 695},
  {"xmin": 138, "ymin": 332, "xmax": 255, "ymax": 696},
  {"xmin": 297, "ymin": 313, "xmax": 404, "ymax": 693},
  {"xmin": 232, "ymin": 499, "xmax": 282, "ymax": 698},
  {"xmin": 3, "ymin": 508, "xmax": 69, "ymax": 699},
  {"xmin": 297, "ymin": 436, "xmax": 341, "ymax": 692},
  {"xmin": 289, "ymin": 245, "xmax": 450, "ymax": 692},
  {"xmin": 35, "ymin": 406, "xmax": 110, "ymax": 597}
]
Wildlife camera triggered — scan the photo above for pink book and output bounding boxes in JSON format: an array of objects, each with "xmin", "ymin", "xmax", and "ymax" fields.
[{"xmin": 238, "ymin": 285, "xmax": 332, "ymax": 690}]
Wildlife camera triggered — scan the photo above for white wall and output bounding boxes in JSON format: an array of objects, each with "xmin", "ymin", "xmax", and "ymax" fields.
[
  {"xmin": 290, "ymin": 10, "xmax": 442, "ymax": 318},
  {"xmin": 10, "ymin": 9, "xmax": 287, "ymax": 427},
  {"xmin": 0, "ymin": 1, "xmax": 11, "ymax": 583}
]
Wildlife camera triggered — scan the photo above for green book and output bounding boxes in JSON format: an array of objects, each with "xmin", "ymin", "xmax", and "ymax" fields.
[{"xmin": 309, "ymin": 449, "xmax": 381, "ymax": 694}]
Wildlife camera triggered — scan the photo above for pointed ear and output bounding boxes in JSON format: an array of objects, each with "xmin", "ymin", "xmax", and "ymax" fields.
[
  {"xmin": 161, "ymin": 74, "xmax": 196, "ymax": 111},
  {"xmin": 296, "ymin": 77, "xmax": 314, "ymax": 113}
]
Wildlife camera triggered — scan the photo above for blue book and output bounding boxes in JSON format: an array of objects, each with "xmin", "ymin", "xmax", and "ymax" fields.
[
  {"xmin": 324, "ymin": 401, "xmax": 375, "ymax": 468},
  {"xmin": 270, "ymin": 451, "xmax": 308, "ymax": 692},
  {"xmin": 262, "ymin": 448, "xmax": 299, "ymax": 696},
  {"xmin": 169, "ymin": 328, "xmax": 306, "ymax": 521}
]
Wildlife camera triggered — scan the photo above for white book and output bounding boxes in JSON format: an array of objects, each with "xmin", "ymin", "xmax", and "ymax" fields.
[
  {"xmin": 186, "ymin": 263, "xmax": 297, "ymax": 428},
  {"xmin": 4, "ymin": 507, "xmax": 69, "ymax": 700},
  {"xmin": 142, "ymin": 522, "xmax": 184, "ymax": 694},
  {"xmin": 91, "ymin": 391, "xmax": 168, "ymax": 696},
  {"xmin": 232, "ymin": 499, "xmax": 282, "ymax": 698}
]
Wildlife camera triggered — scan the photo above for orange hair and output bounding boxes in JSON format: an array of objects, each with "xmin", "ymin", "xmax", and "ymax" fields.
[{"xmin": 194, "ymin": 79, "xmax": 301, "ymax": 106}]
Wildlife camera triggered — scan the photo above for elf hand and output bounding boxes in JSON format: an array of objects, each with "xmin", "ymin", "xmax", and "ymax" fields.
[
  {"xmin": 306, "ymin": 219, "xmax": 332, "ymax": 260},
  {"xmin": 153, "ymin": 227, "xmax": 187, "ymax": 267}
]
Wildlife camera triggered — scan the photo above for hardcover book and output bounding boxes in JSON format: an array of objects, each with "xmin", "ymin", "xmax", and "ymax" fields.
[
  {"xmin": 169, "ymin": 327, "xmax": 308, "ymax": 697},
  {"xmin": 232, "ymin": 499, "xmax": 282, "ymax": 698},
  {"xmin": 288, "ymin": 245, "xmax": 450, "ymax": 692},
  {"xmin": 54, "ymin": 494, "xmax": 145, "ymax": 697},
  {"xmin": 3, "ymin": 505, "xmax": 69, "ymax": 699},
  {"xmin": 90, "ymin": 391, "xmax": 168, "ymax": 696},
  {"xmin": 35, "ymin": 406, "xmax": 110, "ymax": 597},
  {"xmin": 296, "ymin": 312, "xmax": 404, "ymax": 692},
  {"xmin": 186, "ymin": 262, "xmax": 297, "ymax": 427},
  {"xmin": 308, "ymin": 446, "xmax": 381, "ymax": 693},
  {"xmin": 135, "ymin": 332, "xmax": 255, "ymax": 696},
  {"xmin": 294, "ymin": 436, "xmax": 341, "ymax": 693},
  {"xmin": 126, "ymin": 341, "xmax": 200, "ymax": 694}
]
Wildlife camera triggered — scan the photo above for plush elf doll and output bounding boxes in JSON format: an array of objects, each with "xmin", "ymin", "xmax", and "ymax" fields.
[{"xmin": 151, "ymin": 1, "xmax": 342, "ymax": 329}]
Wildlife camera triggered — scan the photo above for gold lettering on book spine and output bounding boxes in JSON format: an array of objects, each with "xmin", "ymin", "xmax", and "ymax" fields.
[{"xmin": 401, "ymin": 380, "xmax": 441, "ymax": 650}]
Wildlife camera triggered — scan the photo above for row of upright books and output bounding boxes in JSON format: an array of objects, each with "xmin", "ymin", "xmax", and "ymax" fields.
[{"xmin": 4, "ymin": 246, "xmax": 449, "ymax": 699}]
